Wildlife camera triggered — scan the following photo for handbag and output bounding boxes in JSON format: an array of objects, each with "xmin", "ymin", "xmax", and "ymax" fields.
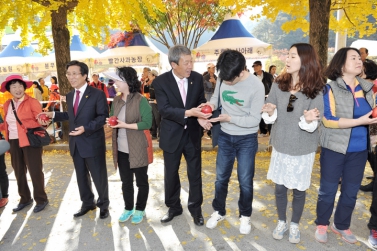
[
  {"xmin": 143, "ymin": 129, "xmax": 153, "ymax": 164},
  {"xmin": 211, "ymin": 79, "xmax": 223, "ymax": 147},
  {"xmin": 11, "ymin": 100, "xmax": 50, "ymax": 148}
]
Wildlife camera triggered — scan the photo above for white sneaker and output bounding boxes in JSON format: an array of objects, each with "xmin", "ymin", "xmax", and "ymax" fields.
[
  {"xmin": 206, "ymin": 211, "xmax": 225, "ymax": 229},
  {"xmin": 272, "ymin": 220, "xmax": 288, "ymax": 240},
  {"xmin": 289, "ymin": 222, "xmax": 300, "ymax": 244},
  {"xmin": 239, "ymin": 216, "xmax": 251, "ymax": 234}
]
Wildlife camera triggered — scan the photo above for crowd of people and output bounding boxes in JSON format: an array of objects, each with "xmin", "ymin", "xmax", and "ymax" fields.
[{"xmin": 1, "ymin": 44, "xmax": 377, "ymax": 248}]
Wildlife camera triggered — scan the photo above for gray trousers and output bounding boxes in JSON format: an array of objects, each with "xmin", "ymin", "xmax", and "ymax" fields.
[{"xmin": 275, "ymin": 184, "xmax": 306, "ymax": 224}]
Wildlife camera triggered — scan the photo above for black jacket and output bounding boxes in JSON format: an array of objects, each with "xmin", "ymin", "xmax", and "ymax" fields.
[{"xmin": 254, "ymin": 71, "xmax": 274, "ymax": 95}]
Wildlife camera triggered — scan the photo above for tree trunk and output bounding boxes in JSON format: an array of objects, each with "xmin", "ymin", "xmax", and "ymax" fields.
[
  {"xmin": 309, "ymin": 0, "xmax": 331, "ymax": 68},
  {"xmin": 51, "ymin": 7, "xmax": 71, "ymax": 141}
]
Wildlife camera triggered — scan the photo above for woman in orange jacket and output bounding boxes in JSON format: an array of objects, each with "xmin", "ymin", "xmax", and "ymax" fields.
[{"xmin": 0, "ymin": 75, "xmax": 48, "ymax": 213}]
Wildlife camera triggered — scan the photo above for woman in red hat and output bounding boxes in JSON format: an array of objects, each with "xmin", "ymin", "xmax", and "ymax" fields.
[{"xmin": 0, "ymin": 75, "xmax": 49, "ymax": 213}]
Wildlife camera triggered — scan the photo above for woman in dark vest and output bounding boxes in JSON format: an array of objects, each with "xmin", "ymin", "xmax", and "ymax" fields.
[
  {"xmin": 315, "ymin": 48, "xmax": 377, "ymax": 244},
  {"xmin": 106, "ymin": 67, "xmax": 152, "ymax": 224}
]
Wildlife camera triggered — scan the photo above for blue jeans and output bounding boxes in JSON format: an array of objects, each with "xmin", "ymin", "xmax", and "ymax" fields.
[{"xmin": 212, "ymin": 130, "xmax": 258, "ymax": 217}]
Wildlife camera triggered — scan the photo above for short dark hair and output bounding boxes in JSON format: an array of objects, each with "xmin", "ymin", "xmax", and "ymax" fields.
[
  {"xmin": 116, "ymin": 67, "xmax": 141, "ymax": 93},
  {"xmin": 6, "ymin": 80, "xmax": 27, "ymax": 92},
  {"xmin": 325, "ymin": 47, "xmax": 360, "ymax": 81},
  {"xmin": 66, "ymin": 60, "xmax": 89, "ymax": 77},
  {"xmin": 216, "ymin": 50, "xmax": 246, "ymax": 82},
  {"xmin": 363, "ymin": 59, "xmax": 377, "ymax": 81},
  {"xmin": 360, "ymin": 47, "xmax": 369, "ymax": 54}
]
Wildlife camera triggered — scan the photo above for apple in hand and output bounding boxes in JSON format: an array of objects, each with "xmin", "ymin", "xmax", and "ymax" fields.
[
  {"xmin": 201, "ymin": 105, "xmax": 213, "ymax": 114},
  {"xmin": 108, "ymin": 116, "xmax": 118, "ymax": 126},
  {"xmin": 39, "ymin": 114, "xmax": 50, "ymax": 122},
  {"xmin": 372, "ymin": 107, "xmax": 377, "ymax": 118}
]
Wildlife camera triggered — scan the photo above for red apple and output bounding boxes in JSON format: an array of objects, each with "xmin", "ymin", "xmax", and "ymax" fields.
[
  {"xmin": 201, "ymin": 105, "xmax": 213, "ymax": 114},
  {"xmin": 39, "ymin": 114, "xmax": 50, "ymax": 122},
  {"xmin": 108, "ymin": 116, "xmax": 118, "ymax": 126},
  {"xmin": 372, "ymin": 107, "xmax": 377, "ymax": 118}
]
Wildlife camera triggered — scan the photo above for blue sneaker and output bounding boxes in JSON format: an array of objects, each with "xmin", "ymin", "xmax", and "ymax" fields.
[
  {"xmin": 119, "ymin": 209, "xmax": 134, "ymax": 222},
  {"xmin": 369, "ymin": 229, "xmax": 377, "ymax": 248},
  {"xmin": 131, "ymin": 210, "xmax": 145, "ymax": 224}
]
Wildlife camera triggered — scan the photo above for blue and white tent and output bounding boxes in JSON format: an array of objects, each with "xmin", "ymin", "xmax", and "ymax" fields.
[
  {"xmin": 0, "ymin": 40, "xmax": 42, "ymax": 76},
  {"xmin": 29, "ymin": 34, "xmax": 99, "ymax": 77},
  {"xmin": 94, "ymin": 32, "xmax": 168, "ymax": 71},
  {"xmin": 192, "ymin": 15, "xmax": 272, "ymax": 62}
]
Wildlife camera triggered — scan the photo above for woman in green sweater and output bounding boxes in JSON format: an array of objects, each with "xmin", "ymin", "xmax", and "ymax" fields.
[{"xmin": 106, "ymin": 67, "xmax": 152, "ymax": 224}]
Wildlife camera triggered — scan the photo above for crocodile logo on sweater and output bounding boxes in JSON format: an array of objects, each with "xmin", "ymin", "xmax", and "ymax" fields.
[{"xmin": 222, "ymin": 90, "xmax": 244, "ymax": 106}]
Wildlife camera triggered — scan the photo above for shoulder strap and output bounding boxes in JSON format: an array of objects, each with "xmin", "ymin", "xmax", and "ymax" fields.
[{"xmin": 10, "ymin": 100, "xmax": 23, "ymax": 126}]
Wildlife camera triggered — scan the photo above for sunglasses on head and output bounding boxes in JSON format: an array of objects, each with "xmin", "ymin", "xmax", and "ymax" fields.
[{"xmin": 287, "ymin": 94, "xmax": 297, "ymax": 112}]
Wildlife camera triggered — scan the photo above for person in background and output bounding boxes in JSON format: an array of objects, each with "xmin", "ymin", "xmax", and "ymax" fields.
[
  {"xmin": 253, "ymin": 60, "xmax": 274, "ymax": 137},
  {"xmin": 107, "ymin": 79, "xmax": 117, "ymax": 108},
  {"xmin": 314, "ymin": 47, "xmax": 377, "ymax": 244},
  {"xmin": 38, "ymin": 78, "xmax": 49, "ymax": 108},
  {"xmin": 362, "ymin": 59, "xmax": 377, "ymax": 247},
  {"xmin": 90, "ymin": 73, "xmax": 110, "ymax": 103},
  {"xmin": 0, "ymin": 115, "xmax": 10, "ymax": 209},
  {"xmin": 269, "ymin": 65, "xmax": 278, "ymax": 80},
  {"xmin": 43, "ymin": 85, "xmax": 60, "ymax": 112},
  {"xmin": 0, "ymin": 75, "xmax": 49, "ymax": 213},
  {"xmin": 107, "ymin": 67, "xmax": 152, "ymax": 224},
  {"xmin": 32, "ymin": 81, "xmax": 43, "ymax": 102},
  {"xmin": 203, "ymin": 63, "xmax": 217, "ymax": 101},
  {"xmin": 50, "ymin": 76, "xmax": 58, "ymax": 90},
  {"xmin": 360, "ymin": 59, "xmax": 377, "ymax": 193},
  {"xmin": 360, "ymin": 47, "xmax": 369, "ymax": 62},
  {"xmin": 148, "ymin": 70, "xmax": 161, "ymax": 140},
  {"xmin": 262, "ymin": 43, "xmax": 324, "ymax": 244},
  {"xmin": 203, "ymin": 50, "xmax": 264, "ymax": 234},
  {"xmin": 141, "ymin": 67, "xmax": 151, "ymax": 99}
]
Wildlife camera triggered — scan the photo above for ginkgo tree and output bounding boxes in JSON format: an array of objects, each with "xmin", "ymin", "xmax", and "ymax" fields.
[
  {"xmin": 222, "ymin": 0, "xmax": 377, "ymax": 67},
  {"xmin": 136, "ymin": 0, "xmax": 230, "ymax": 49},
  {"xmin": 0, "ymin": 0, "xmax": 165, "ymax": 139}
]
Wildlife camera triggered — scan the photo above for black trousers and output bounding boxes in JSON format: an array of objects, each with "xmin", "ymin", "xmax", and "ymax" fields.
[
  {"xmin": 118, "ymin": 151, "xmax": 149, "ymax": 211},
  {"xmin": 259, "ymin": 119, "xmax": 271, "ymax": 135},
  {"xmin": 163, "ymin": 130, "xmax": 203, "ymax": 216},
  {"xmin": 151, "ymin": 103, "xmax": 161, "ymax": 137},
  {"xmin": 368, "ymin": 149, "xmax": 377, "ymax": 230},
  {"xmin": 72, "ymin": 146, "xmax": 109, "ymax": 210},
  {"xmin": 0, "ymin": 154, "xmax": 8, "ymax": 199},
  {"xmin": 9, "ymin": 139, "xmax": 47, "ymax": 204}
]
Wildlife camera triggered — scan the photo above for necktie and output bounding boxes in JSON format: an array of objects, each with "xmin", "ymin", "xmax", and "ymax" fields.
[
  {"xmin": 73, "ymin": 90, "xmax": 80, "ymax": 116},
  {"xmin": 178, "ymin": 79, "xmax": 186, "ymax": 106}
]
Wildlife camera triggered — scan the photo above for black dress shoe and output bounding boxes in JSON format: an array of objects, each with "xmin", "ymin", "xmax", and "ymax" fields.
[
  {"xmin": 360, "ymin": 181, "xmax": 374, "ymax": 192},
  {"xmin": 33, "ymin": 200, "xmax": 49, "ymax": 213},
  {"xmin": 100, "ymin": 208, "xmax": 109, "ymax": 219},
  {"xmin": 192, "ymin": 214, "xmax": 204, "ymax": 226},
  {"xmin": 160, "ymin": 210, "xmax": 183, "ymax": 223},
  {"xmin": 73, "ymin": 206, "xmax": 96, "ymax": 217},
  {"xmin": 13, "ymin": 199, "xmax": 33, "ymax": 212}
]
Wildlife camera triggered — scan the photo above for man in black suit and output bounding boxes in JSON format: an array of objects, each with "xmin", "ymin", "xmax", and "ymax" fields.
[
  {"xmin": 40, "ymin": 60, "xmax": 110, "ymax": 219},
  {"xmin": 153, "ymin": 45, "xmax": 211, "ymax": 226},
  {"xmin": 252, "ymin": 60, "xmax": 274, "ymax": 137}
]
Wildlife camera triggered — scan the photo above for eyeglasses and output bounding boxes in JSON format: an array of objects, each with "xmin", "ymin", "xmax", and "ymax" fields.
[
  {"xmin": 287, "ymin": 94, "xmax": 297, "ymax": 112},
  {"xmin": 66, "ymin": 72, "xmax": 82, "ymax": 78}
]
